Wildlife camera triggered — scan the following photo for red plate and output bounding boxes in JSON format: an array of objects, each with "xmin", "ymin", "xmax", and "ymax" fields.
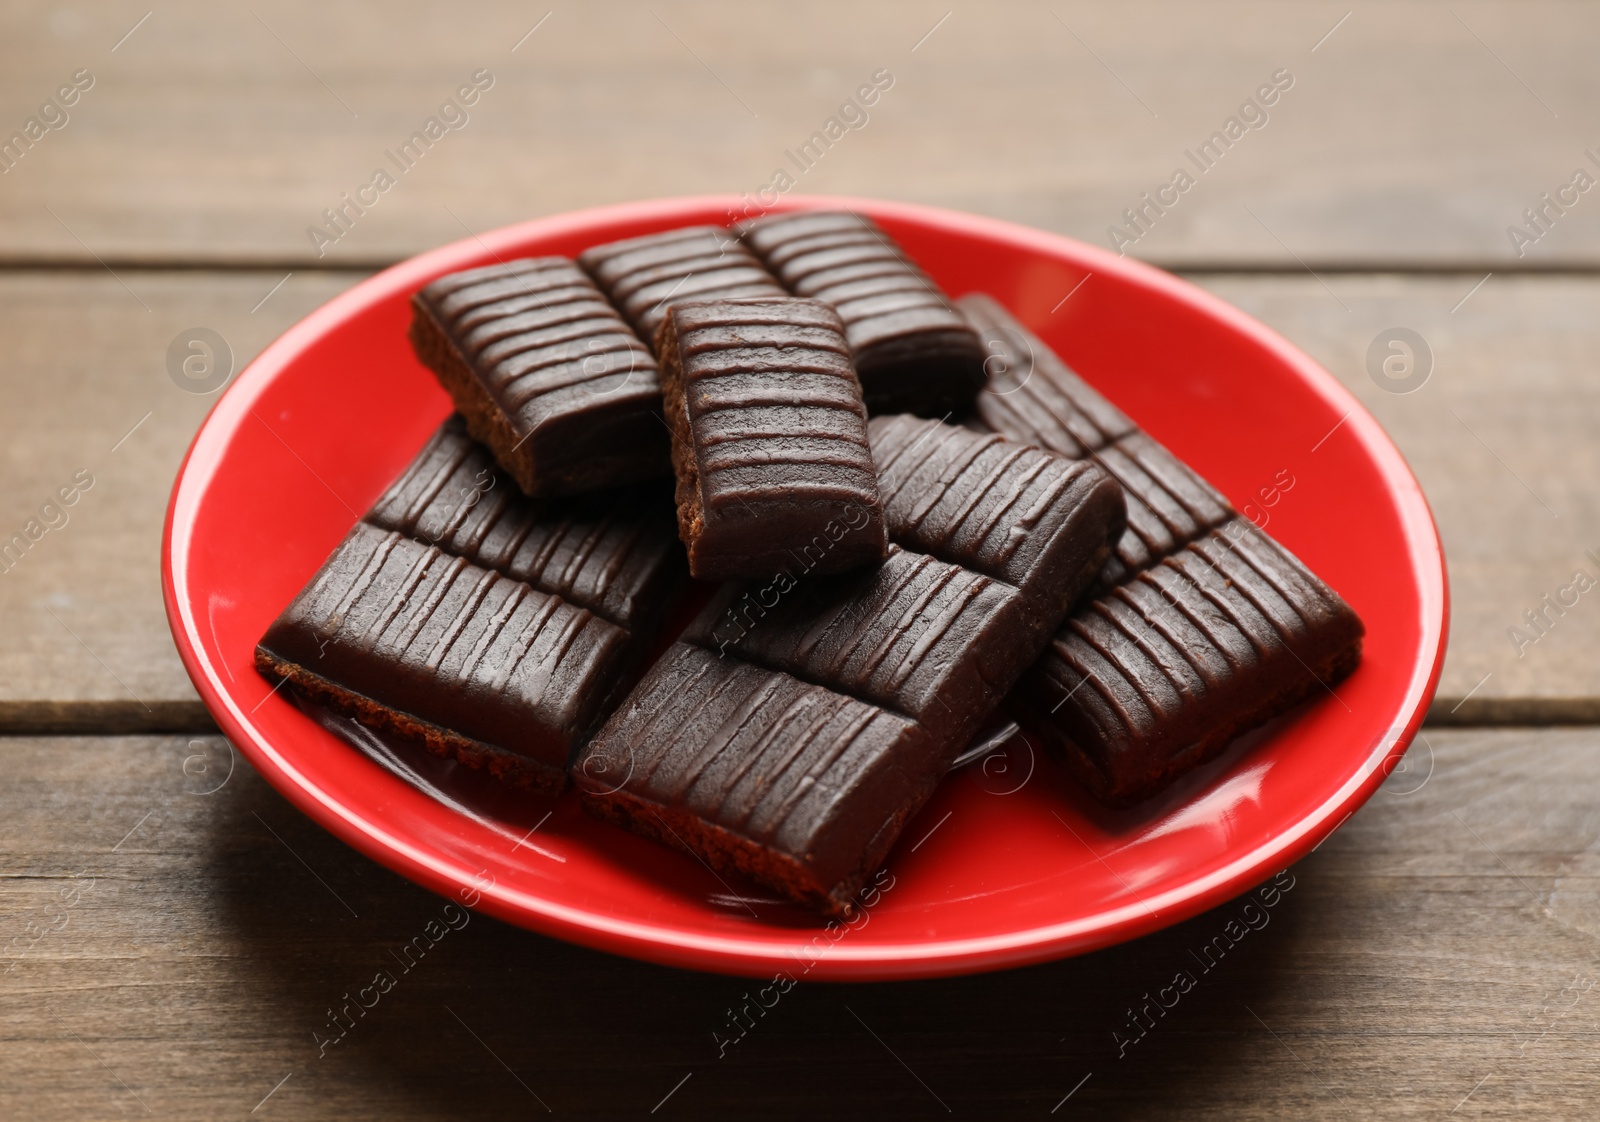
[{"xmin": 162, "ymin": 196, "xmax": 1446, "ymax": 981}]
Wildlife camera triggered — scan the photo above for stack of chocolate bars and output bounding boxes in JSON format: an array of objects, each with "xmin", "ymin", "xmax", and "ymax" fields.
[{"xmin": 257, "ymin": 210, "xmax": 1364, "ymax": 918}]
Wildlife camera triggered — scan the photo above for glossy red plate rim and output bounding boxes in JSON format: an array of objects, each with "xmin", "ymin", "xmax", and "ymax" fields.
[{"xmin": 163, "ymin": 194, "xmax": 1448, "ymax": 980}]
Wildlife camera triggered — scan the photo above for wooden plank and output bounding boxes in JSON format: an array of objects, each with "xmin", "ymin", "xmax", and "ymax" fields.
[
  {"xmin": 1, "ymin": 271, "xmax": 1596, "ymax": 712},
  {"xmin": 1190, "ymin": 274, "xmax": 1600, "ymax": 713},
  {"xmin": 1, "ymin": 2, "xmax": 1599, "ymax": 268},
  {"xmin": 0, "ymin": 700, "xmax": 213, "ymax": 735},
  {"xmin": 0, "ymin": 270, "xmax": 363, "ymax": 709},
  {"xmin": 0, "ymin": 728, "xmax": 1597, "ymax": 1119}
]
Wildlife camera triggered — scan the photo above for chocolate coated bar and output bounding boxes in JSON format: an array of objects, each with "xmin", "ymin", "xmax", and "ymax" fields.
[
  {"xmin": 1012, "ymin": 520, "xmax": 1364, "ymax": 806},
  {"xmin": 365, "ymin": 415, "xmax": 684, "ymax": 635},
  {"xmin": 257, "ymin": 523, "xmax": 630, "ymax": 795},
  {"xmin": 963, "ymin": 292, "xmax": 1135, "ymax": 459},
  {"xmin": 574, "ymin": 643, "xmax": 932, "ymax": 916},
  {"xmin": 963, "ymin": 295, "xmax": 1364, "ymax": 804},
  {"xmin": 691, "ymin": 415, "xmax": 1127, "ymax": 724},
  {"xmin": 1093, "ymin": 432, "xmax": 1233, "ymax": 585},
  {"xmin": 737, "ymin": 211, "xmax": 986, "ymax": 417},
  {"xmin": 962, "ymin": 294, "xmax": 1231, "ymax": 587},
  {"xmin": 869, "ymin": 414, "xmax": 1121, "ymax": 618},
  {"xmin": 578, "ymin": 225, "xmax": 787, "ymax": 344},
  {"xmin": 657, "ymin": 297, "xmax": 887, "ymax": 580},
  {"xmin": 410, "ymin": 257, "xmax": 666, "ymax": 496},
  {"xmin": 574, "ymin": 418, "xmax": 1124, "ymax": 914},
  {"xmin": 257, "ymin": 417, "xmax": 685, "ymax": 793}
]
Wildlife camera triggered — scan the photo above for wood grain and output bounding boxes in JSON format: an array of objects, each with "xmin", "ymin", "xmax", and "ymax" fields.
[
  {"xmin": 1, "ymin": 2, "xmax": 1598, "ymax": 268},
  {"xmin": 0, "ymin": 270, "xmax": 363, "ymax": 710},
  {"xmin": 0, "ymin": 728, "xmax": 1596, "ymax": 1119}
]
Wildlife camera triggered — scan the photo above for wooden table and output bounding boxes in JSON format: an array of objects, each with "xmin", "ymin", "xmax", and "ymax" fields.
[{"xmin": 4, "ymin": 3, "xmax": 1598, "ymax": 1116}]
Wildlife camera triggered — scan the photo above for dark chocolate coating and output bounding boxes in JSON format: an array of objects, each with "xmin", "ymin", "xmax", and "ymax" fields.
[
  {"xmin": 1013, "ymin": 520, "xmax": 1364, "ymax": 807},
  {"xmin": 869, "ymin": 414, "xmax": 1126, "ymax": 618},
  {"xmin": 961, "ymin": 295, "xmax": 1365, "ymax": 805},
  {"xmin": 256, "ymin": 523, "xmax": 631, "ymax": 795},
  {"xmin": 365, "ymin": 415, "xmax": 685, "ymax": 635},
  {"xmin": 578, "ymin": 225, "xmax": 787, "ymax": 343},
  {"xmin": 963, "ymin": 292, "xmax": 1134, "ymax": 458},
  {"xmin": 575, "ymin": 642, "xmax": 932, "ymax": 917},
  {"xmin": 691, "ymin": 418, "xmax": 1123, "ymax": 726},
  {"xmin": 257, "ymin": 417, "xmax": 685, "ymax": 792},
  {"xmin": 575, "ymin": 419, "xmax": 1124, "ymax": 915},
  {"xmin": 657, "ymin": 297, "xmax": 888, "ymax": 581},
  {"xmin": 737, "ymin": 212, "xmax": 985, "ymax": 417},
  {"xmin": 409, "ymin": 257, "xmax": 667, "ymax": 496},
  {"xmin": 960, "ymin": 296, "xmax": 1363, "ymax": 806},
  {"xmin": 960, "ymin": 294, "xmax": 1230, "ymax": 588},
  {"xmin": 1094, "ymin": 432, "xmax": 1233, "ymax": 583},
  {"xmin": 687, "ymin": 546, "xmax": 1020, "ymax": 729}
]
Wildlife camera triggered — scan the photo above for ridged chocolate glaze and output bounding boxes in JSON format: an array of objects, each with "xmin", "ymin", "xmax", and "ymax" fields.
[
  {"xmin": 688, "ymin": 545, "xmax": 1018, "ymax": 729},
  {"xmin": 409, "ymin": 257, "xmax": 667, "ymax": 496},
  {"xmin": 574, "ymin": 643, "xmax": 930, "ymax": 917},
  {"xmin": 256, "ymin": 523, "xmax": 631, "ymax": 795},
  {"xmin": 962, "ymin": 294, "xmax": 1365, "ymax": 805},
  {"xmin": 736, "ymin": 211, "xmax": 985, "ymax": 417},
  {"xmin": 657, "ymin": 297, "xmax": 888, "ymax": 581},
  {"xmin": 257, "ymin": 417, "xmax": 686, "ymax": 793},
  {"xmin": 365, "ymin": 415, "xmax": 684, "ymax": 635},
  {"xmin": 1095, "ymin": 432, "xmax": 1233, "ymax": 582},
  {"xmin": 578, "ymin": 226, "xmax": 787, "ymax": 344},
  {"xmin": 1013, "ymin": 520, "xmax": 1364, "ymax": 807},
  {"xmin": 575, "ymin": 419, "xmax": 1124, "ymax": 916},
  {"xmin": 869, "ymin": 414, "xmax": 1127, "ymax": 617},
  {"xmin": 963, "ymin": 292, "xmax": 1134, "ymax": 458},
  {"xmin": 690, "ymin": 419, "xmax": 1123, "ymax": 727},
  {"xmin": 959, "ymin": 294, "xmax": 1231, "ymax": 585}
]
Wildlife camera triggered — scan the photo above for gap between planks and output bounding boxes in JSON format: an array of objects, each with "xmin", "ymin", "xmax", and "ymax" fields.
[{"xmin": 1, "ymin": 697, "xmax": 1599, "ymax": 737}]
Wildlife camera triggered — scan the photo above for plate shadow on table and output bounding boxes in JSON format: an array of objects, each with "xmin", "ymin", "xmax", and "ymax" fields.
[{"xmin": 203, "ymin": 738, "xmax": 1327, "ymax": 1120}]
